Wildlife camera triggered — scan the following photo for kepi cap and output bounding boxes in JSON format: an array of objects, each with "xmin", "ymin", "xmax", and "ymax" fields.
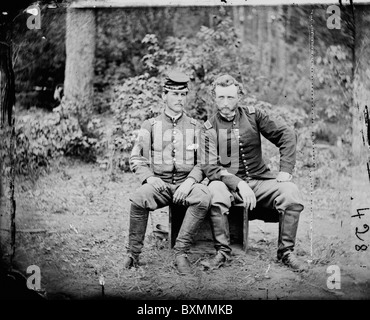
[{"xmin": 163, "ymin": 70, "xmax": 189, "ymax": 92}]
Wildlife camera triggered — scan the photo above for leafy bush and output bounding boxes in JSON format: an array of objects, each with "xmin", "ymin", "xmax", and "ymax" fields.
[
  {"xmin": 107, "ymin": 13, "xmax": 295, "ymax": 172},
  {"xmin": 101, "ymin": 8, "xmax": 352, "ymax": 180},
  {"xmin": 8, "ymin": 100, "xmax": 105, "ymax": 177},
  {"xmin": 110, "ymin": 13, "xmax": 313, "ymax": 173},
  {"xmin": 1, "ymin": 125, "xmax": 48, "ymax": 180},
  {"xmin": 138, "ymin": 13, "xmax": 258, "ymax": 121},
  {"xmin": 107, "ymin": 74, "xmax": 163, "ymax": 171}
]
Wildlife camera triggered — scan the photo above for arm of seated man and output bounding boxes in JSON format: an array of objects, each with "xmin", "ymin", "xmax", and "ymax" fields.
[
  {"xmin": 146, "ymin": 176, "xmax": 167, "ymax": 192},
  {"xmin": 173, "ymin": 177, "xmax": 196, "ymax": 204}
]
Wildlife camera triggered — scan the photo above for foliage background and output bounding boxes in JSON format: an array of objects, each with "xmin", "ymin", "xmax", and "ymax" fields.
[
  {"xmin": 1, "ymin": 3, "xmax": 366, "ymax": 301},
  {"xmin": 5, "ymin": 5, "xmax": 354, "ymax": 187}
]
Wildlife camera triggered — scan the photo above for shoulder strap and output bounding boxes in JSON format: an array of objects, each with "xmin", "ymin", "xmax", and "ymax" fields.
[
  {"xmin": 246, "ymin": 105, "xmax": 256, "ymax": 114},
  {"xmin": 204, "ymin": 120, "xmax": 213, "ymax": 130},
  {"xmin": 148, "ymin": 118, "xmax": 156, "ymax": 126}
]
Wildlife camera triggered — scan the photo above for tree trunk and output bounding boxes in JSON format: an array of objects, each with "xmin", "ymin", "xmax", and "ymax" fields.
[
  {"xmin": 252, "ymin": 8, "xmax": 258, "ymax": 45},
  {"xmin": 265, "ymin": 7, "xmax": 272, "ymax": 75},
  {"xmin": 243, "ymin": 6, "xmax": 250, "ymax": 44},
  {"xmin": 276, "ymin": 5, "xmax": 287, "ymax": 101},
  {"xmin": 209, "ymin": 13, "xmax": 213, "ymax": 28},
  {"xmin": 232, "ymin": 6, "xmax": 240, "ymax": 36},
  {"xmin": 258, "ymin": 9, "xmax": 267, "ymax": 74},
  {"xmin": 64, "ymin": 8, "xmax": 96, "ymax": 112},
  {"xmin": 0, "ymin": 32, "xmax": 15, "ymax": 126},
  {"xmin": 239, "ymin": 6, "xmax": 245, "ymax": 44},
  {"xmin": 0, "ymin": 13, "xmax": 16, "ymax": 268},
  {"xmin": 276, "ymin": 7, "xmax": 285, "ymax": 75}
]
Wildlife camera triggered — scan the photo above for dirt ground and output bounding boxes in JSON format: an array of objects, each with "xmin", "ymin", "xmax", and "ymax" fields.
[{"xmin": 6, "ymin": 156, "xmax": 369, "ymax": 301}]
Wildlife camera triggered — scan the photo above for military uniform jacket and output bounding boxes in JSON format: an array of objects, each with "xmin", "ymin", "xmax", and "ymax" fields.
[
  {"xmin": 200, "ymin": 106, "xmax": 297, "ymax": 191},
  {"xmin": 130, "ymin": 112, "xmax": 204, "ymax": 185}
]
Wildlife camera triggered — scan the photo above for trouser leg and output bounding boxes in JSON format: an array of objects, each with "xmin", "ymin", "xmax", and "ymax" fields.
[
  {"xmin": 127, "ymin": 183, "xmax": 172, "ymax": 259},
  {"xmin": 250, "ymin": 179, "xmax": 304, "ymax": 259}
]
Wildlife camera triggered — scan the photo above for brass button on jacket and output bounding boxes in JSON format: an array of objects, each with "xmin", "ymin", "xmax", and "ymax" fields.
[
  {"xmin": 201, "ymin": 106, "xmax": 297, "ymax": 191},
  {"xmin": 130, "ymin": 112, "xmax": 203, "ymax": 185}
]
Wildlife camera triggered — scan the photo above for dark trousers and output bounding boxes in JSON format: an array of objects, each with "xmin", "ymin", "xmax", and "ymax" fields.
[
  {"xmin": 207, "ymin": 179, "xmax": 304, "ymax": 258},
  {"xmin": 127, "ymin": 182, "xmax": 211, "ymax": 258}
]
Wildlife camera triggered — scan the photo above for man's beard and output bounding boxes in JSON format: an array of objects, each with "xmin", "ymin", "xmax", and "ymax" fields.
[{"xmin": 219, "ymin": 108, "xmax": 236, "ymax": 120}]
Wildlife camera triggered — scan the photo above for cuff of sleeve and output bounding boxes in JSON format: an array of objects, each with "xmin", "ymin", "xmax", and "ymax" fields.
[
  {"xmin": 186, "ymin": 176, "xmax": 197, "ymax": 184},
  {"xmin": 140, "ymin": 172, "xmax": 155, "ymax": 185},
  {"xmin": 280, "ymin": 162, "xmax": 294, "ymax": 175},
  {"xmin": 221, "ymin": 175, "xmax": 243, "ymax": 191},
  {"xmin": 187, "ymin": 172, "xmax": 202, "ymax": 184}
]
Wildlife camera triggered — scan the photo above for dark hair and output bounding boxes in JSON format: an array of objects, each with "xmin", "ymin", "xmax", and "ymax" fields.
[{"xmin": 210, "ymin": 74, "xmax": 244, "ymax": 96}]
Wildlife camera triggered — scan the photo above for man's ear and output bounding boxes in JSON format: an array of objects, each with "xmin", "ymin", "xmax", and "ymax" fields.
[{"xmin": 162, "ymin": 92, "xmax": 167, "ymax": 101}]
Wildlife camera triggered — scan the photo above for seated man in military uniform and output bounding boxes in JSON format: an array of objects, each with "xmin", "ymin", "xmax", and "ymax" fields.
[
  {"xmin": 200, "ymin": 74, "xmax": 306, "ymax": 272},
  {"xmin": 123, "ymin": 70, "xmax": 211, "ymax": 275}
]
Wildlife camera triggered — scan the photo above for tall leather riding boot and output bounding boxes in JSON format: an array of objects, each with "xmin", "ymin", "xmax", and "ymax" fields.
[
  {"xmin": 125, "ymin": 203, "xmax": 149, "ymax": 264},
  {"xmin": 173, "ymin": 206, "xmax": 205, "ymax": 257},
  {"xmin": 277, "ymin": 204, "xmax": 303, "ymax": 260},
  {"xmin": 173, "ymin": 205, "xmax": 207, "ymax": 275},
  {"xmin": 199, "ymin": 211, "xmax": 231, "ymax": 270},
  {"xmin": 209, "ymin": 211, "xmax": 232, "ymax": 258}
]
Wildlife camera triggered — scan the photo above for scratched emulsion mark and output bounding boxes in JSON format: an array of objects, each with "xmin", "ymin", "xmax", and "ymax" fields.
[
  {"xmin": 364, "ymin": 105, "xmax": 370, "ymax": 182},
  {"xmin": 351, "ymin": 5, "xmax": 370, "ymax": 265},
  {"xmin": 308, "ymin": 9, "xmax": 316, "ymax": 262},
  {"xmin": 364, "ymin": 105, "xmax": 369, "ymax": 144},
  {"xmin": 361, "ymin": 129, "xmax": 366, "ymax": 145}
]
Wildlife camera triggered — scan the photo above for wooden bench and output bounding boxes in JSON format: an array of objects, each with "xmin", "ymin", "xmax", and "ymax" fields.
[{"xmin": 168, "ymin": 204, "xmax": 279, "ymax": 252}]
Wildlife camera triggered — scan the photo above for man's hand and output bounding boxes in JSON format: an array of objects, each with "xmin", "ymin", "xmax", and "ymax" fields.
[
  {"xmin": 173, "ymin": 178, "xmax": 194, "ymax": 204},
  {"xmin": 146, "ymin": 176, "xmax": 167, "ymax": 192},
  {"xmin": 276, "ymin": 171, "xmax": 292, "ymax": 182},
  {"xmin": 237, "ymin": 181, "xmax": 256, "ymax": 211}
]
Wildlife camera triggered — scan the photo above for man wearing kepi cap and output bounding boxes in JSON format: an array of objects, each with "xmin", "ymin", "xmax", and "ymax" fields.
[
  {"xmin": 123, "ymin": 70, "xmax": 211, "ymax": 275},
  {"xmin": 200, "ymin": 74, "xmax": 306, "ymax": 272}
]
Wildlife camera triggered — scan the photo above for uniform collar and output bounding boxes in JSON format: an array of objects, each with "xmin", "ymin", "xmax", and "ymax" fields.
[
  {"xmin": 219, "ymin": 112, "xmax": 236, "ymax": 122},
  {"xmin": 163, "ymin": 111, "xmax": 184, "ymax": 123},
  {"xmin": 217, "ymin": 108, "xmax": 240, "ymax": 123}
]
